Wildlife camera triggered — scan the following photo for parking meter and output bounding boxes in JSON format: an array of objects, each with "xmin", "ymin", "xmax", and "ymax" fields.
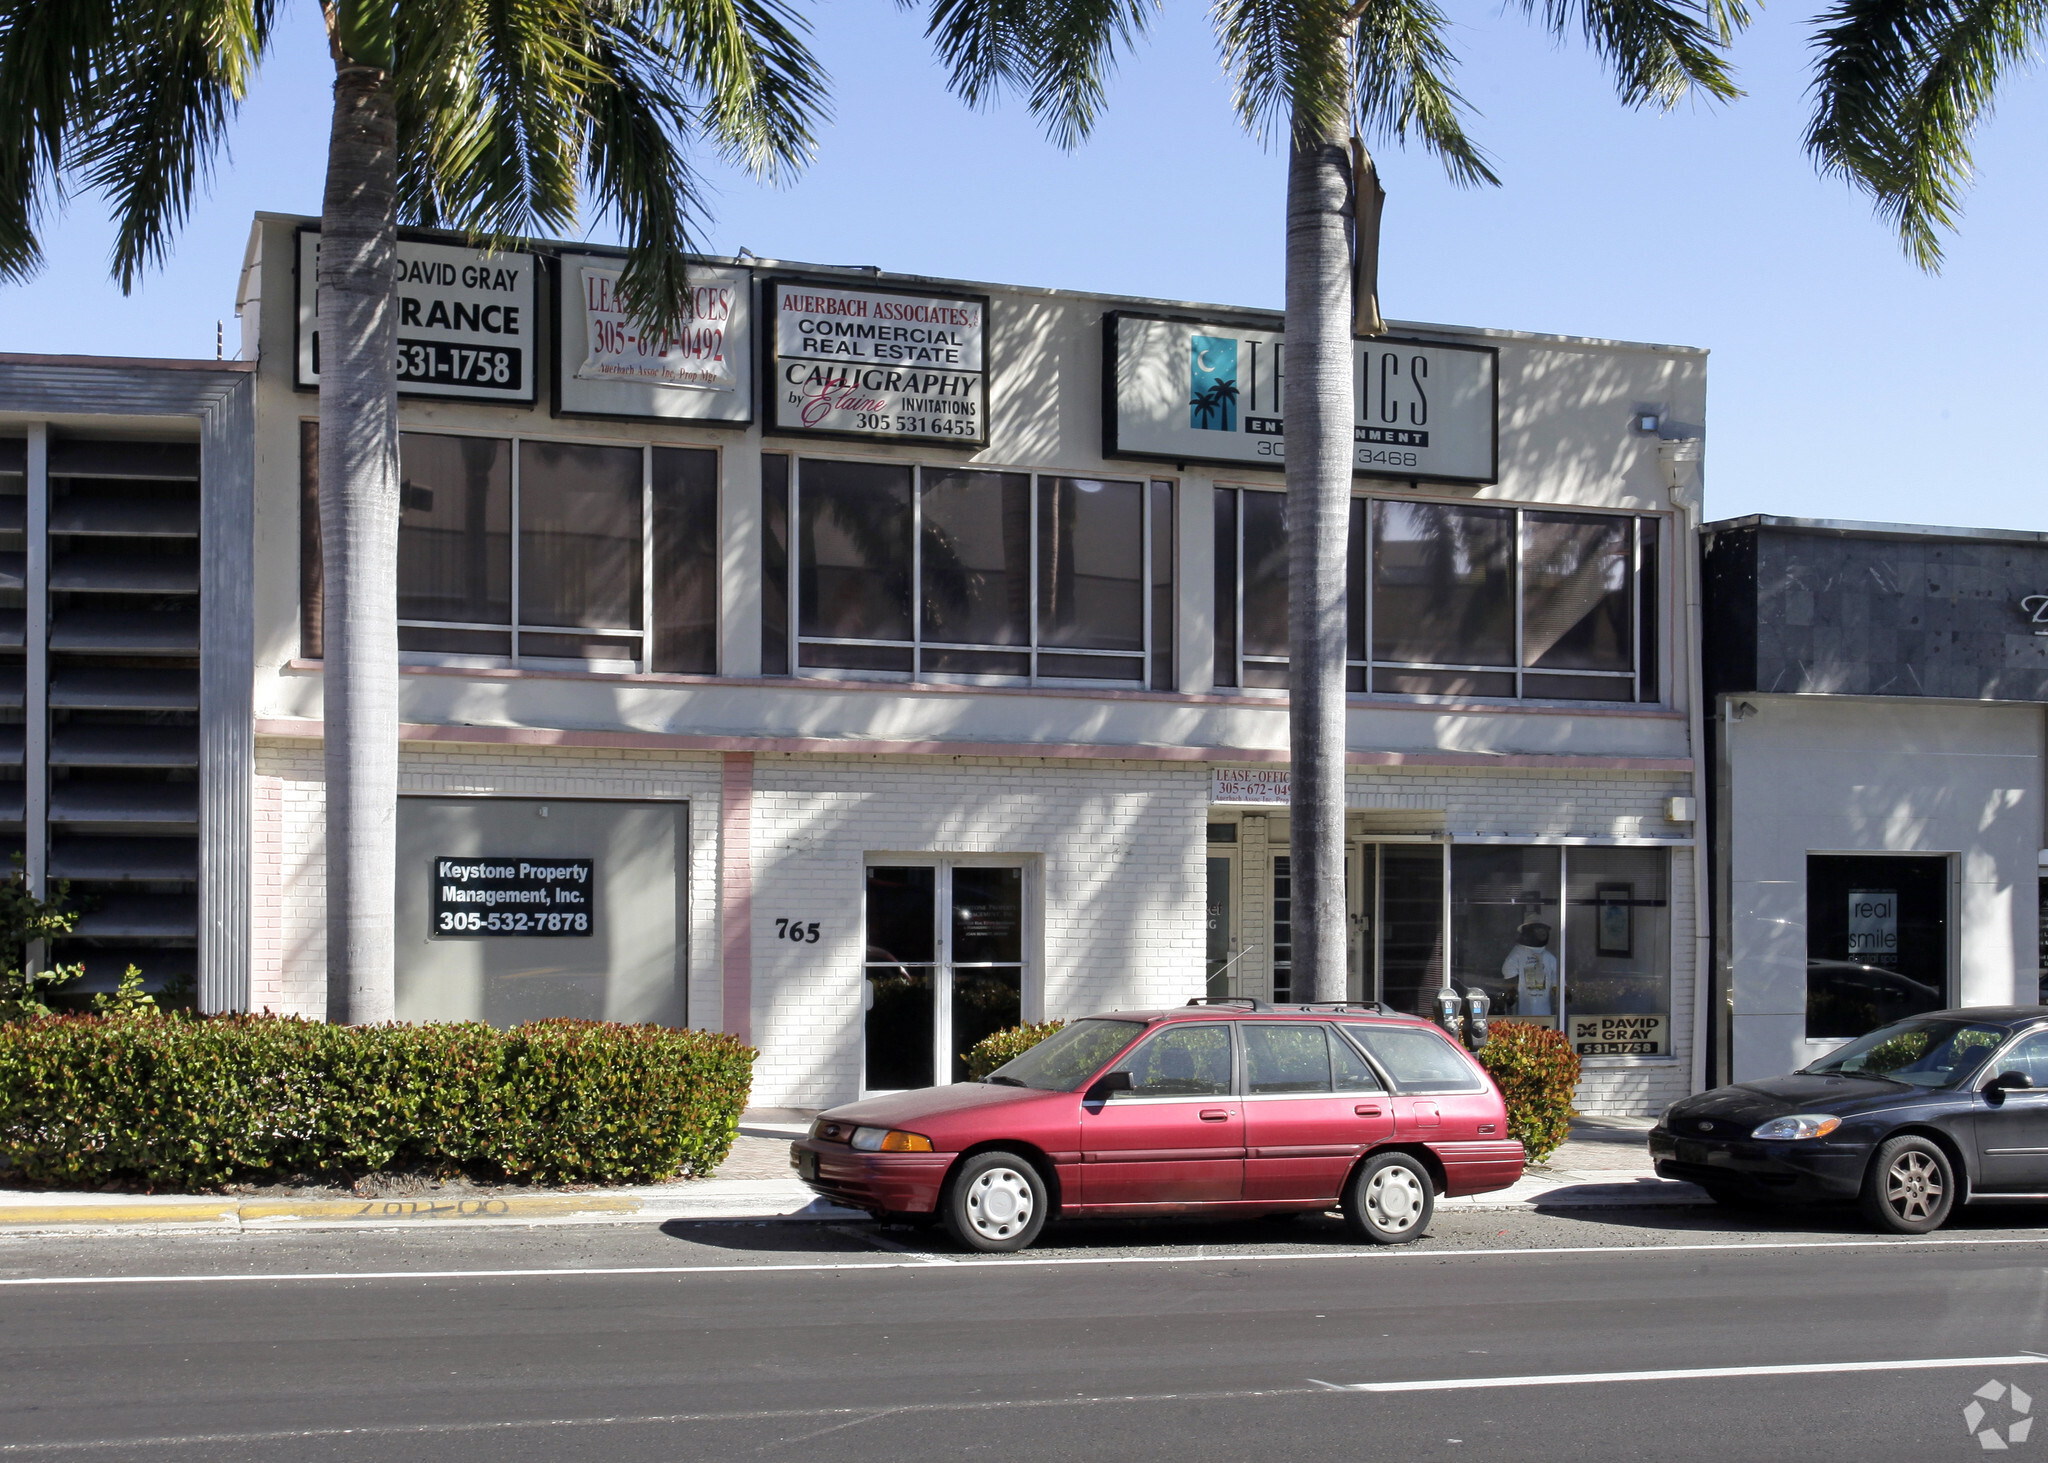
[
  {"xmin": 1462, "ymin": 986, "xmax": 1490, "ymax": 1051},
  {"xmin": 1434, "ymin": 986, "xmax": 1462, "ymax": 1043}
]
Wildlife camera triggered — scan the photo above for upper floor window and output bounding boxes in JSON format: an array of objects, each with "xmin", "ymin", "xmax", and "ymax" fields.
[
  {"xmin": 1213, "ymin": 487, "xmax": 1659, "ymax": 703},
  {"xmin": 300, "ymin": 425, "xmax": 718, "ymax": 674},
  {"xmin": 762, "ymin": 456, "xmax": 1173, "ymax": 688}
]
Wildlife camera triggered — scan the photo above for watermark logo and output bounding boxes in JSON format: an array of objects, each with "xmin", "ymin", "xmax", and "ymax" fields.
[{"xmin": 1965, "ymin": 1379, "xmax": 2033, "ymax": 1450}]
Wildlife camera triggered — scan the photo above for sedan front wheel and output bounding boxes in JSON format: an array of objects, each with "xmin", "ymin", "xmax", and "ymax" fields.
[
  {"xmin": 942, "ymin": 1150, "xmax": 1049, "ymax": 1253},
  {"xmin": 1861, "ymin": 1135, "xmax": 1955, "ymax": 1235}
]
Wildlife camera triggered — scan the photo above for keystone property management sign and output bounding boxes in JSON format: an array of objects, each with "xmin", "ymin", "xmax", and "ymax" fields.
[
  {"xmin": 296, "ymin": 229, "xmax": 537, "ymax": 404},
  {"xmin": 1105, "ymin": 312, "xmax": 1498, "ymax": 485},
  {"xmin": 432, "ymin": 857, "xmax": 594, "ymax": 938},
  {"xmin": 763, "ymin": 278, "xmax": 988, "ymax": 446}
]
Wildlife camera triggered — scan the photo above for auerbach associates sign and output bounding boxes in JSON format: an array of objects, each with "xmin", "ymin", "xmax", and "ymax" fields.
[
  {"xmin": 763, "ymin": 278, "xmax": 988, "ymax": 446},
  {"xmin": 432, "ymin": 857, "xmax": 594, "ymax": 937},
  {"xmin": 1105, "ymin": 312, "xmax": 1498, "ymax": 485}
]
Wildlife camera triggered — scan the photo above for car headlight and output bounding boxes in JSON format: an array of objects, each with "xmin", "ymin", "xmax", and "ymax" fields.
[
  {"xmin": 849, "ymin": 1126, "xmax": 934, "ymax": 1153},
  {"xmin": 1750, "ymin": 1114, "xmax": 1842, "ymax": 1141}
]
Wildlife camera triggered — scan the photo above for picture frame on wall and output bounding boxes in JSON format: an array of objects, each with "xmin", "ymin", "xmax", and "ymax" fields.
[{"xmin": 1596, "ymin": 883, "xmax": 1633, "ymax": 958}]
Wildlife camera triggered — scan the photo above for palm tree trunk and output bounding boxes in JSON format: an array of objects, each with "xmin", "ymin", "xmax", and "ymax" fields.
[
  {"xmin": 1284, "ymin": 101, "xmax": 1353, "ymax": 1006},
  {"xmin": 317, "ymin": 61, "xmax": 400, "ymax": 1024}
]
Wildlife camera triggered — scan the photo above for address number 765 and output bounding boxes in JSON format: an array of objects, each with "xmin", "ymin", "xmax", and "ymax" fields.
[{"xmin": 775, "ymin": 918, "xmax": 820, "ymax": 944}]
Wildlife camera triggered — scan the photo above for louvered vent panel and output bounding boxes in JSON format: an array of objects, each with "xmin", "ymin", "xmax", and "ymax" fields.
[
  {"xmin": 45, "ymin": 439, "xmax": 199, "ymax": 994},
  {"xmin": 0, "ymin": 445, "xmax": 22, "ymax": 843}
]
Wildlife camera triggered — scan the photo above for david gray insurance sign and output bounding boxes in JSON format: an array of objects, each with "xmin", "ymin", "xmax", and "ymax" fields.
[{"xmin": 1105, "ymin": 312, "xmax": 1497, "ymax": 484}]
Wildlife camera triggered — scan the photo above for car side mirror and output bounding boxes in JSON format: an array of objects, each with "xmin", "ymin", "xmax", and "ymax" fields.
[
  {"xmin": 1989, "ymin": 1070, "xmax": 2034, "ymax": 1094},
  {"xmin": 1086, "ymin": 1070, "xmax": 1134, "ymax": 1103}
]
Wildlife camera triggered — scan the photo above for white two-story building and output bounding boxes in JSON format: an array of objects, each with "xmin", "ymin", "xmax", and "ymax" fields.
[{"xmin": 0, "ymin": 213, "xmax": 1710, "ymax": 1115}]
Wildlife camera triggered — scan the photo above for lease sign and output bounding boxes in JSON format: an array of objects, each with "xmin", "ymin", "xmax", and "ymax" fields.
[
  {"xmin": 296, "ymin": 229, "xmax": 536, "ymax": 403},
  {"xmin": 765, "ymin": 278, "xmax": 988, "ymax": 445},
  {"xmin": 575, "ymin": 265, "xmax": 737, "ymax": 390}
]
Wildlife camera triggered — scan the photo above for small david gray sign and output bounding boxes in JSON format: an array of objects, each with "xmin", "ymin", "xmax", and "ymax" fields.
[{"xmin": 433, "ymin": 857, "xmax": 594, "ymax": 937}]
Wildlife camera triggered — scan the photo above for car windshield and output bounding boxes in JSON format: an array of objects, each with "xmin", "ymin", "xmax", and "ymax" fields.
[
  {"xmin": 1801, "ymin": 1018, "xmax": 2009, "ymax": 1088},
  {"xmin": 984, "ymin": 1019, "xmax": 1145, "ymax": 1091}
]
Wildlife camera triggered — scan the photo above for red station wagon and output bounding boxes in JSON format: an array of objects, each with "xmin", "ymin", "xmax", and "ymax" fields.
[{"xmin": 789, "ymin": 999, "xmax": 1526, "ymax": 1251}]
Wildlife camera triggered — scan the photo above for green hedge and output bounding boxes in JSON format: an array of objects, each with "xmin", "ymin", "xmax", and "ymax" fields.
[
  {"xmin": 1475, "ymin": 1022, "xmax": 1581, "ymax": 1163},
  {"xmin": 0, "ymin": 1014, "xmax": 754, "ymax": 1190},
  {"xmin": 963, "ymin": 1020, "xmax": 1065, "ymax": 1080}
]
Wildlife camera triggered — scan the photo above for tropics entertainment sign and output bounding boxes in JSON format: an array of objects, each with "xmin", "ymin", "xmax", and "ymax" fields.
[
  {"xmin": 764, "ymin": 278, "xmax": 988, "ymax": 446},
  {"xmin": 1104, "ymin": 312, "xmax": 1498, "ymax": 485},
  {"xmin": 554, "ymin": 252, "xmax": 753, "ymax": 422},
  {"xmin": 295, "ymin": 229, "xmax": 537, "ymax": 404}
]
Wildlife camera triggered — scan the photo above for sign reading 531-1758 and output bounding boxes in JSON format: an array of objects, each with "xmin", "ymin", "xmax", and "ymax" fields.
[{"xmin": 295, "ymin": 229, "xmax": 537, "ymax": 403}]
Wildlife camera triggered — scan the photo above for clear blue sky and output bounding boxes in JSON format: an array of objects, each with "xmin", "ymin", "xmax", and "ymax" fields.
[{"xmin": 4, "ymin": 4, "xmax": 2043, "ymax": 530}]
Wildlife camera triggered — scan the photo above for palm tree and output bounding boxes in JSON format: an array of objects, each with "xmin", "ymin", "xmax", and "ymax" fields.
[
  {"xmin": 0, "ymin": 0, "xmax": 825, "ymax": 1022},
  {"xmin": 908, "ymin": 0, "xmax": 1741, "ymax": 1003},
  {"xmin": 1806, "ymin": 0, "xmax": 2043, "ymax": 269}
]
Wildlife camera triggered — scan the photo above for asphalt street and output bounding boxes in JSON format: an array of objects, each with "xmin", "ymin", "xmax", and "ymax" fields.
[{"xmin": 5, "ymin": 1204, "xmax": 2048, "ymax": 1462}]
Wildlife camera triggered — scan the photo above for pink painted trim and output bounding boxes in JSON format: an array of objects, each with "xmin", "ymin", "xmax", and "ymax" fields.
[
  {"xmin": 279, "ymin": 659, "xmax": 1683, "ymax": 721},
  {"xmin": 253, "ymin": 718, "xmax": 1692, "ymax": 773},
  {"xmin": 720, "ymin": 753, "xmax": 753, "ymax": 1045}
]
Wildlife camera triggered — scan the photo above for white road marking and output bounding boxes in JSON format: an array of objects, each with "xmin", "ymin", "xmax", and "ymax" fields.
[
  {"xmin": 1321, "ymin": 1354, "xmax": 2048, "ymax": 1393},
  {"xmin": 1, "ymin": 1230, "xmax": 2046, "ymax": 1288},
  {"xmin": 0, "ymin": 1386, "xmax": 1322, "ymax": 1453}
]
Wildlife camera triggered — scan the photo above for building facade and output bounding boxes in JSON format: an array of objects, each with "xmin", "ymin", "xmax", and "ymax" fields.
[
  {"xmin": 0, "ymin": 213, "xmax": 1711, "ymax": 1116},
  {"xmin": 1703, "ymin": 516, "xmax": 2048, "ymax": 1086}
]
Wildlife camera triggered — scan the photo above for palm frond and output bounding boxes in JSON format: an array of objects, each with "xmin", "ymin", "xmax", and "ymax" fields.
[
  {"xmin": 74, "ymin": 0, "xmax": 271, "ymax": 292},
  {"xmin": 914, "ymin": 0, "xmax": 1154, "ymax": 150},
  {"xmin": 1808, "ymin": 0, "xmax": 2046, "ymax": 267},
  {"xmin": 1214, "ymin": 0, "xmax": 1354, "ymax": 144},
  {"xmin": 1520, "ymin": 0, "xmax": 1745, "ymax": 109},
  {"xmin": 0, "ymin": 0, "xmax": 124, "ymax": 281},
  {"xmin": 1351, "ymin": 0, "xmax": 1500, "ymax": 185}
]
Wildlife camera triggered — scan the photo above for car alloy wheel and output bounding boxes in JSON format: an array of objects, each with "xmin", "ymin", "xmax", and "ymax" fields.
[
  {"xmin": 1861, "ymin": 1135, "xmax": 1955, "ymax": 1235},
  {"xmin": 943, "ymin": 1149, "xmax": 1050, "ymax": 1253},
  {"xmin": 1343, "ymin": 1152, "xmax": 1436, "ymax": 1246}
]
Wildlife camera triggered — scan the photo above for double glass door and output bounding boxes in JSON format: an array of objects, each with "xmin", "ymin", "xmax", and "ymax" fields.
[{"xmin": 864, "ymin": 863, "xmax": 1026, "ymax": 1090}]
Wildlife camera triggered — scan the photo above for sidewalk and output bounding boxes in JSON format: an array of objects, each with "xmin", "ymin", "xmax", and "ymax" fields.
[{"xmin": 0, "ymin": 1116, "xmax": 1703, "ymax": 1235}]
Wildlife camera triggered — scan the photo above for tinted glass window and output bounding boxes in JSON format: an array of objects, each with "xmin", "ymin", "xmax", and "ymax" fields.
[
  {"xmin": 1806, "ymin": 854, "xmax": 1949, "ymax": 1039},
  {"xmin": 1994, "ymin": 1032, "xmax": 2048, "ymax": 1087},
  {"xmin": 397, "ymin": 433, "xmax": 511, "ymax": 627},
  {"xmin": 987, "ymin": 1018, "xmax": 1144, "ymax": 1091},
  {"xmin": 1522, "ymin": 511, "xmax": 1630, "ymax": 672},
  {"xmin": 1115, "ymin": 1023, "xmax": 1233, "ymax": 1098},
  {"xmin": 518, "ymin": 440, "xmax": 643, "ymax": 632},
  {"xmin": 1371, "ymin": 501, "xmax": 1513, "ymax": 668},
  {"xmin": 1329, "ymin": 1027, "xmax": 1386, "ymax": 1092},
  {"xmin": 650, "ymin": 447, "xmax": 717, "ymax": 674},
  {"xmin": 1038, "ymin": 477, "xmax": 1143, "ymax": 653},
  {"xmin": 1244, "ymin": 1024, "xmax": 1332, "ymax": 1094},
  {"xmin": 1348, "ymin": 1025, "xmax": 1481, "ymax": 1093},
  {"xmin": 1240, "ymin": 488, "xmax": 1287, "ymax": 660},
  {"xmin": 799, "ymin": 459, "xmax": 914, "ymax": 645},
  {"xmin": 921, "ymin": 469, "xmax": 1030, "ymax": 648}
]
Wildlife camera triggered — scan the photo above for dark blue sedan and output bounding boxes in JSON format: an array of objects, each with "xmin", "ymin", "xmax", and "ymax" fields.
[{"xmin": 1649, "ymin": 1007, "xmax": 2048, "ymax": 1234}]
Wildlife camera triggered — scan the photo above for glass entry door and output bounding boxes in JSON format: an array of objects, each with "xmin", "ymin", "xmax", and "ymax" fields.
[
  {"xmin": 1263, "ymin": 840, "xmax": 1445, "ymax": 1015},
  {"xmin": 864, "ymin": 863, "xmax": 1026, "ymax": 1090}
]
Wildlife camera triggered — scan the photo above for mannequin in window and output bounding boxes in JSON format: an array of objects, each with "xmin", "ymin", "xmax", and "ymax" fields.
[{"xmin": 1502, "ymin": 921, "xmax": 1558, "ymax": 1020}]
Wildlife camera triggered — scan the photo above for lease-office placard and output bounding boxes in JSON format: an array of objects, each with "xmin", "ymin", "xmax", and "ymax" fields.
[
  {"xmin": 765, "ymin": 278, "xmax": 987, "ymax": 445},
  {"xmin": 554, "ymin": 253, "xmax": 752, "ymax": 422},
  {"xmin": 433, "ymin": 857, "xmax": 593, "ymax": 937},
  {"xmin": 296, "ymin": 230, "xmax": 536, "ymax": 403},
  {"xmin": 1106, "ymin": 312, "xmax": 1497, "ymax": 484}
]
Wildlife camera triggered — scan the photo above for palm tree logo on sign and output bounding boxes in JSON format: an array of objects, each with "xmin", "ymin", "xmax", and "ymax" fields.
[
  {"xmin": 1189, "ymin": 336, "xmax": 1239, "ymax": 432},
  {"xmin": 1965, "ymin": 1379, "xmax": 2033, "ymax": 1449}
]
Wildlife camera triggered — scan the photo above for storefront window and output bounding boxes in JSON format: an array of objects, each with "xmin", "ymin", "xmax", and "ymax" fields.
[
  {"xmin": 1446, "ymin": 844, "xmax": 1672, "ymax": 1056},
  {"xmin": 777, "ymin": 460, "xmax": 1173, "ymax": 686},
  {"xmin": 301, "ymin": 426, "xmax": 717, "ymax": 671},
  {"xmin": 1213, "ymin": 486, "xmax": 1660, "ymax": 704},
  {"xmin": 1451, "ymin": 846, "xmax": 1561, "ymax": 1025},
  {"xmin": 1563, "ymin": 847, "xmax": 1671, "ymax": 1056},
  {"xmin": 1806, "ymin": 854, "xmax": 1950, "ymax": 1040}
]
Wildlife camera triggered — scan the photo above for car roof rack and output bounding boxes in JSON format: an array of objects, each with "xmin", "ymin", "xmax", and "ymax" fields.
[
  {"xmin": 1184, "ymin": 996, "xmax": 1270, "ymax": 1010},
  {"xmin": 1285, "ymin": 1001, "xmax": 1387, "ymax": 1014}
]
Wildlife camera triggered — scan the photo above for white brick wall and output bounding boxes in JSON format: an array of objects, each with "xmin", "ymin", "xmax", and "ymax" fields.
[{"xmin": 256, "ymin": 741, "xmax": 1694, "ymax": 1116}]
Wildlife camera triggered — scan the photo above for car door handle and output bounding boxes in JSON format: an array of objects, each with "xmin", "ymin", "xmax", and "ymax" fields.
[
  {"xmin": 1355, "ymin": 1105, "xmax": 1384, "ymax": 1117},
  {"xmin": 1199, "ymin": 1109, "xmax": 1232, "ymax": 1122}
]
